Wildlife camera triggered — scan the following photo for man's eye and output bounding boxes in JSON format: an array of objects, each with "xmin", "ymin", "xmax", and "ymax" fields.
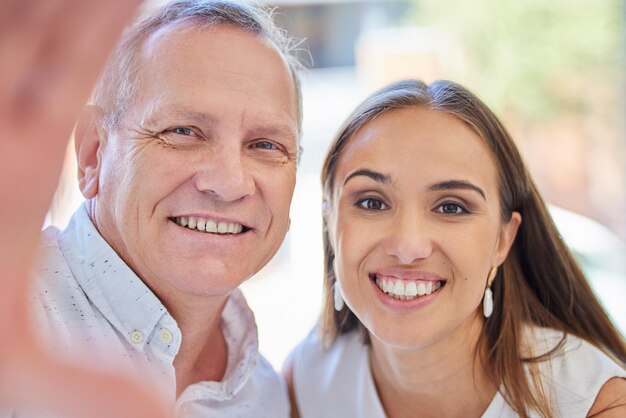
[
  {"xmin": 253, "ymin": 141, "xmax": 278, "ymax": 150},
  {"xmin": 356, "ymin": 198, "xmax": 388, "ymax": 211},
  {"xmin": 436, "ymin": 202, "xmax": 469, "ymax": 215},
  {"xmin": 171, "ymin": 127, "xmax": 194, "ymax": 136}
]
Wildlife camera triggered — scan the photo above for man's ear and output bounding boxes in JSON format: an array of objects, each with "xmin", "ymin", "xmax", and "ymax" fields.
[
  {"xmin": 494, "ymin": 211, "xmax": 522, "ymax": 266},
  {"xmin": 75, "ymin": 106, "xmax": 106, "ymax": 199}
]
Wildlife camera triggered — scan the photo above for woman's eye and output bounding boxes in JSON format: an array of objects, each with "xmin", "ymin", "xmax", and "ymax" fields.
[
  {"xmin": 357, "ymin": 198, "xmax": 388, "ymax": 211},
  {"xmin": 436, "ymin": 202, "xmax": 468, "ymax": 215}
]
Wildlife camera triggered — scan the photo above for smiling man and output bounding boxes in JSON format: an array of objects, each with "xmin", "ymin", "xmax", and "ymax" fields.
[{"xmin": 21, "ymin": 1, "xmax": 302, "ymax": 416}]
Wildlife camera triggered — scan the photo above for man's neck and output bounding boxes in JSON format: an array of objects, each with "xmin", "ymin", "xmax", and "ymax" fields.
[{"xmin": 167, "ymin": 292, "xmax": 230, "ymax": 396}]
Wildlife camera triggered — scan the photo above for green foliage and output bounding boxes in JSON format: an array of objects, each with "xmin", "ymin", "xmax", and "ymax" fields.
[{"xmin": 412, "ymin": 0, "xmax": 624, "ymax": 124}]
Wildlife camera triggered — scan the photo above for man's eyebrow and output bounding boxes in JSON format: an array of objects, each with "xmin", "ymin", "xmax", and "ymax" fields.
[
  {"xmin": 428, "ymin": 180, "xmax": 486, "ymax": 200},
  {"xmin": 248, "ymin": 125, "xmax": 298, "ymax": 141},
  {"xmin": 343, "ymin": 169, "xmax": 392, "ymax": 186}
]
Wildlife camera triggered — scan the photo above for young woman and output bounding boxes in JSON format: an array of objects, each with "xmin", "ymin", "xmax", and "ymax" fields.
[{"xmin": 285, "ymin": 79, "xmax": 626, "ymax": 418}]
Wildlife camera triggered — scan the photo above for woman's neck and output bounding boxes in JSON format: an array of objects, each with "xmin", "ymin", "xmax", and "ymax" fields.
[{"xmin": 369, "ymin": 314, "xmax": 497, "ymax": 418}]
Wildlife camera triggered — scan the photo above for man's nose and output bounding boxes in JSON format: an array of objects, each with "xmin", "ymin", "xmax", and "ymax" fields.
[
  {"xmin": 382, "ymin": 210, "xmax": 434, "ymax": 265},
  {"xmin": 192, "ymin": 146, "xmax": 255, "ymax": 202}
]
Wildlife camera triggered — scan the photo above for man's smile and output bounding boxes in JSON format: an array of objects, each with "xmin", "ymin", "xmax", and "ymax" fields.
[{"xmin": 170, "ymin": 216, "xmax": 251, "ymax": 235}]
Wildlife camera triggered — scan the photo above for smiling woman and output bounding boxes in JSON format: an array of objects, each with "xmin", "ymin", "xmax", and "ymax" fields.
[{"xmin": 285, "ymin": 79, "xmax": 626, "ymax": 418}]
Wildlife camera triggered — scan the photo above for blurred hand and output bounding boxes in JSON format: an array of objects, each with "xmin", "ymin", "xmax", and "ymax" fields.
[{"xmin": 0, "ymin": 1, "xmax": 169, "ymax": 417}]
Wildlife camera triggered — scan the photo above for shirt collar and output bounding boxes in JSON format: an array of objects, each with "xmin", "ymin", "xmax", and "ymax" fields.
[
  {"xmin": 58, "ymin": 203, "xmax": 169, "ymax": 349},
  {"xmin": 178, "ymin": 289, "xmax": 260, "ymax": 403}
]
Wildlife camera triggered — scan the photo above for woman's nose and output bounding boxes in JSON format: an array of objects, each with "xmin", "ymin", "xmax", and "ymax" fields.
[{"xmin": 382, "ymin": 210, "xmax": 434, "ymax": 265}]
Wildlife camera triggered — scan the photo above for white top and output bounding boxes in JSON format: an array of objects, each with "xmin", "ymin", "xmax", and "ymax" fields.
[
  {"xmin": 8, "ymin": 204, "xmax": 289, "ymax": 418},
  {"xmin": 290, "ymin": 326, "xmax": 626, "ymax": 418}
]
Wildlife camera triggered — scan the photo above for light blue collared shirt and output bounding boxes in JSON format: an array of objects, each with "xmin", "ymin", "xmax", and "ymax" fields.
[{"xmin": 20, "ymin": 204, "xmax": 288, "ymax": 417}]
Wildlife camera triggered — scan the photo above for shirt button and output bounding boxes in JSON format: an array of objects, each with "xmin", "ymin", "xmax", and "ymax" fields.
[
  {"xmin": 130, "ymin": 330, "xmax": 144, "ymax": 344},
  {"xmin": 159, "ymin": 329, "xmax": 173, "ymax": 344}
]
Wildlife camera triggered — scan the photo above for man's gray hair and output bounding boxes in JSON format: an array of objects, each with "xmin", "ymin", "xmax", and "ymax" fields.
[{"xmin": 93, "ymin": 0, "xmax": 304, "ymax": 134}]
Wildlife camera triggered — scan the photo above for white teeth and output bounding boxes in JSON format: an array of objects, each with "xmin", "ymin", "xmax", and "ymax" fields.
[
  {"xmin": 417, "ymin": 282, "xmax": 426, "ymax": 296},
  {"xmin": 206, "ymin": 219, "xmax": 217, "ymax": 233},
  {"xmin": 405, "ymin": 282, "xmax": 417, "ymax": 297},
  {"xmin": 375, "ymin": 276, "xmax": 443, "ymax": 300},
  {"xmin": 392, "ymin": 280, "xmax": 405, "ymax": 296},
  {"xmin": 174, "ymin": 217, "xmax": 244, "ymax": 235}
]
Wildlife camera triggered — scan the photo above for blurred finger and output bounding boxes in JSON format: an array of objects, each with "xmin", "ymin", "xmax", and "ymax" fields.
[
  {"xmin": 4, "ymin": 343, "xmax": 169, "ymax": 418},
  {"xmin": 0, "ymin": 1, "xmax": 63, "ymax": 107},
  {"xmin": 0, "ymin": 0, "xmax": 142, "ymax": 277},
  {"xmin": 38, "ymin": 360, "xmax": 170, "ymax": 418},
  {"xmin": 7, "ymin": 0, "xmax": 142, "ymax": 138}
]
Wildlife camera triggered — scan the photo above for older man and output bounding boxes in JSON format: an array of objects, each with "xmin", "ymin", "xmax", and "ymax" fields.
[{"xmin": 3, "ymin": 0, "xmax": 302, "ymax": 417}]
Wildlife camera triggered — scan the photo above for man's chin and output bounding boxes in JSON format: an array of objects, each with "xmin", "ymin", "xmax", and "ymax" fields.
[{"xmin": 147, "ymin": 261, "xmax": 263, "ymax": 298}]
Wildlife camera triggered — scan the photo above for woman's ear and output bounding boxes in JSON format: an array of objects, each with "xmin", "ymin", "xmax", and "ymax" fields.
[
  {"xmin": 75, "ymin": 106, "xmax": 106, "ymax": 199},
  {"xmin": 323, "ymin": 199, "xmax": 336, "ymax": 245},
  {"xmin": 494, "ymin": 211, "xmax": 522, "ymax": 266},
  {"xmin": 322, "ymin": 199, "xmax": 330, "ymax": 219}
]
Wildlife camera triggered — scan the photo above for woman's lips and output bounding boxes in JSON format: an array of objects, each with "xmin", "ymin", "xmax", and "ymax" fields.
[{"xmin": 370, "ymin": 273, "xmax": 445, "ymax": 300}]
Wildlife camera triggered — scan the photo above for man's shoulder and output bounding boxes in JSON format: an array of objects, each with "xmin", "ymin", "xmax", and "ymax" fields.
[
  {"xmin": 34, "ymin": 225, "xmax": 79, "ymax": 290},
  {"xmin": 31, "ymin": 225, "xmax": 95, "ymax": 342},
  {"xmin": 38, "ymin": 225, "xmax": 63, "ymax": 260},
  {"xmin": 253, "ymin": 352, "xmax": 286, "ymax": 388}
]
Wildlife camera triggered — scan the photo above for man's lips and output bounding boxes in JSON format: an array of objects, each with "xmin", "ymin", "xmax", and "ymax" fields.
[{"xmin": 169, "ymin": 215, "xmax": 251, "ymax": 235}]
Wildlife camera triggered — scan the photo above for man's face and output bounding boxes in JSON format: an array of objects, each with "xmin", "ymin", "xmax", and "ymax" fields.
[{"xmin": 93, "ymin": 25, "xmax": 298, "ymax": 299}]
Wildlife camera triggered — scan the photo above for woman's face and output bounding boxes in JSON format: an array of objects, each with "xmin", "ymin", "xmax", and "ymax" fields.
[{"xmin": 328, "ymin": 107, "xmax": 520, "ymax": 349}]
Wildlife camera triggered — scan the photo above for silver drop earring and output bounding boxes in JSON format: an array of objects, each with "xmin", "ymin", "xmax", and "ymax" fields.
[
  {"xmin": 483, "ymin": 287, "xmax": 493, "ymax": 318},
  {"xmin": 483, "ymin": 266, "xmax": 497, "ymax": 318},
  {"xmin": 334, "ymin": 282, "xmax": 344, "ymax": 311}
]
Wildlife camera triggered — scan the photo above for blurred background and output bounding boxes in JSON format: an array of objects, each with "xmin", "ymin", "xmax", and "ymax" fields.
[{"xmin": 47, "ymin": 0, "xmax": 626, "ymax": 369}]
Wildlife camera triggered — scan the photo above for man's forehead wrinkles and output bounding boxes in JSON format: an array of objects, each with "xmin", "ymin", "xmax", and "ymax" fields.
[{"xmin": 140, "ymin": 104, "xmax": 218, "ymax": 126}]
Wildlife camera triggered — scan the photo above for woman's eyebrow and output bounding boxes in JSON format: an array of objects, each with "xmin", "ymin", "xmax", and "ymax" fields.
[
  {"xmin": 343, "ymin": 168, "xmax": 392, "ymax": 186},
  {"xmin": 428, "ymin": 180, "xmax": 486, "ymax": 200}
]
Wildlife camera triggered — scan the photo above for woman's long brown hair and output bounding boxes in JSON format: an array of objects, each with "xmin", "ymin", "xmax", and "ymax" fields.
[{"xmin": 320, "ymin": 79, "xmax": 626, "ymax": 418}]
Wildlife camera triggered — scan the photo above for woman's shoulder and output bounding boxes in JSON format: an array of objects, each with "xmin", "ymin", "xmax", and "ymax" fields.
[
  {"xmin": 523, "ymin": 325, "xmax": 626, "ymax": 416},
  {"xmin": 288, "ymin": 327, "xmax": 366, "ymax": 387},
  {"xmin": 285, "ymin": 327, "xmax": 382, "ymax": 418},
  {"xmin": 525, "ymin": 326, "xmax": 623, "ymax": 374}
]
